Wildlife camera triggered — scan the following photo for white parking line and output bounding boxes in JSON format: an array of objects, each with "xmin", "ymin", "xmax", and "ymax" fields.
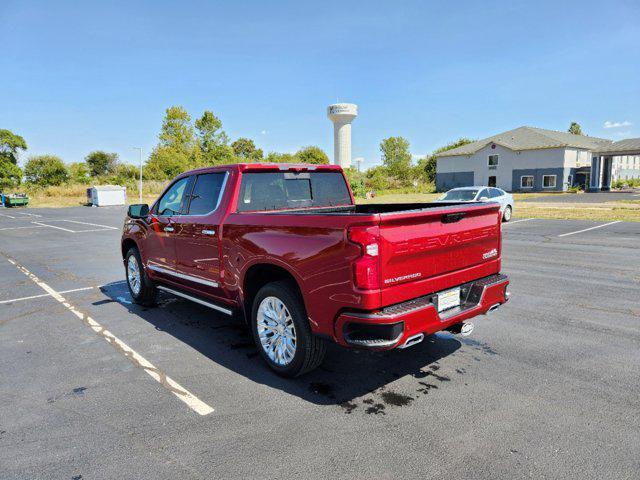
[
  {"xmin": 4, "ymin": 255, "xmax": 214, "ymax": 416},
  {"xmin": 503, "ymin": 218, "xmax": 533, "ymax": 225},
  {"xmin": 17, "ymin": 212, "xmax": 42, "ymax": 217},
  {"xmin": 0, "ymin": 286, "xmax": 95, "ymax": 305},
  {"xmin": 31, "ymin": 221, "xmax": 77, "ymax": 233},
  {"xmin": 0, "ymin": 213, "xmax": 17, "ymax": 219},
  {"xmin": 558, "ymin": 221, "xmax": 622, "ymax": 237},
  {"xmin": 0, "ymin": 225, "xmax": 47, "ymax": 232},
  {"xmin": 58, "ymin": 219, "xmax": 119, "ymax": 230}
]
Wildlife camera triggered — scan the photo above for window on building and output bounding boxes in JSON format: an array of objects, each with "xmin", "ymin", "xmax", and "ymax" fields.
[
  {"xmin": 520, "ymin": 176, "xmax": 534, "ymax": 188},
  {"xmin": 488, "ymin": 155, "xmax": 499, "ymax": 167},
  {"xmin": 567, "ymin": 175, "xmax": 573, "ymax": 186},
  {"xmin": 542, "ymin": 175, "xmax": 557, "ymax": 188}
]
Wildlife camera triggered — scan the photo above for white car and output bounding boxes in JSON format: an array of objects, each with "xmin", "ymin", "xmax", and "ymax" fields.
[{"xmin": 436, "ymin": 186, "xmax": 514, "ymax": 222}]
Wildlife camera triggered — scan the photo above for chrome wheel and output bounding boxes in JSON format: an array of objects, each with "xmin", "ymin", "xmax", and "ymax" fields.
[
  {"xmin": 503, "ymin": 206, "xmax": 512, "ymax": 222},
  {"xmin": 127, "ymin": 255, "xmax": 141, "ymax": 296},
  {"xmin": 257, "ymin": 296, "xmax": 297, "ymax": 366}
]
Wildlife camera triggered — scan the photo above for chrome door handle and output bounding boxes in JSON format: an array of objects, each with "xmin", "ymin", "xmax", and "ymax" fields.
[
  {"xmin": 202, "ymin": 229, "xmax": 215, "ymax": 236},
  {"xmin": 164, "ymin": 226, "xmax": 174, "ymax": 232}
]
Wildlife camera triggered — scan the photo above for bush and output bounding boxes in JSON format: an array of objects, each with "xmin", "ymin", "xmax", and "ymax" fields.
[
  {"xmin": 343, "ymin": 167, "xmax": 367, "ymax": 197},
  {"xmin": 24, "ymin": 155, "xmax": 68, "ymax": 186}
]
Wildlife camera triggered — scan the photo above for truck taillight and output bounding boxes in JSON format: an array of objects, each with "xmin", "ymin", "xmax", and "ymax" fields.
[{"xmin": 348, "ymin": 225, "xmax": 381, "ymax": 289}]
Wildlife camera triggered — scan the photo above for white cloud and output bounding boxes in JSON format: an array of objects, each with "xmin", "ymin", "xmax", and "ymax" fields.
[{"xmin": 603, "ymin": 120, "xmax": 632, "ymax": 129}]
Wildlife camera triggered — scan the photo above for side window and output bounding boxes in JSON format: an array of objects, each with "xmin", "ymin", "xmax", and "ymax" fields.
[
  {"xmin": 490, "ymin": 188, "xmax": 503, "ymax": 198},
  {"xmin": 156, "ymin": 177, "xmax": 191, "ymax": 216},
  {"xmin": 478, "ymin": 188, "xmax": 490, "ymax": 199},
  {"xmin": 186, "ymin": 173, "xmax": 226, "ymax": 215}
]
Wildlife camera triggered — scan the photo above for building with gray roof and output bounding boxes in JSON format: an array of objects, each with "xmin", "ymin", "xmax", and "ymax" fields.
[{"xmin": 434, "ymin": 126, "xmax": 639, "ymax": 192}]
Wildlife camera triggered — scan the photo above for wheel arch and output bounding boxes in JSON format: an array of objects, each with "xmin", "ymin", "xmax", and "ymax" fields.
[
  {"xmin": 241, "ymin": 262, "xmax": 305, "ymax": 325},
  {"xmin": 121, "ymin": 237, "xmax": 139, "ymax": 259}
]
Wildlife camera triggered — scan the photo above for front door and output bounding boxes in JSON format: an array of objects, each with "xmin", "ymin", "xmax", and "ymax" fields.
[
  {"xmin": 172, "ymin": 172, "xmax": 228, "ymax": 300},
  {"xmin": 144, "ymin": 176, "xmax": 192, "ymax": 282},
  {"xmin": 488, "ymin": 176, "xmax": 497, "ymax": 187}
]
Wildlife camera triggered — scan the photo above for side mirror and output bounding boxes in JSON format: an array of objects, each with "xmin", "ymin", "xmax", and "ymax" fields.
[
  {"xmin": 128, "ymin": 203, "xmax": 149, "ymax": 219},
  {"xmin": 478, "ymin": 196, "xmax": 489, "ymax": 202}
]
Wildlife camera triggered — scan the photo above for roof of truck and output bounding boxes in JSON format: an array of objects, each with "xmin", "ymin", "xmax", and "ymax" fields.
[{"xmin": 183, "ymin": 163, "xmax": 343, "ymax": 175}]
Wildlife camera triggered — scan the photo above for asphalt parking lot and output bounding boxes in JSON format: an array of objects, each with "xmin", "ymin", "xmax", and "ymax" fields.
[{"xmin": 1, "ymin": 208, "xmax": 639, "ymax": 479}]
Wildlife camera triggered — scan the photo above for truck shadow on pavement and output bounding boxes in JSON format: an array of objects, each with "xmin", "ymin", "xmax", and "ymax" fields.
[{"xmin": 99, "ymin": 283, "xmax": 464, "ymax": 410}]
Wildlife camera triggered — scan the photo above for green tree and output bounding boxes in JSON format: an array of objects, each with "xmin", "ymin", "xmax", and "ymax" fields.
[
  {"xmin": 568, "ymin": 122, "xmax": 584, "ymax": 135},
  {"xmin": 144, "ymin": 146, "xmax": 190, "ymax": 180},
  {"xmin": 422, "ymin": 138, "xmax": 475, "ymax": 183},
  {"xmin": 296, "ymin": 146, "xmax": 329, "ymax": 165},
  {"xmin": 343, "ymin": 167, "xmax": 366, "ymax": 197},
  {"xmin": 0, "ymin": 129, "xmax": 27, "ymax": 165},
  {"xmin": 68, "ymin": 162, "xmax": 90, "ymax": 183},
  {"xmin": 194, "ymin": 110, "xmax": 234, "ymax": 165},
  {"xmin": 0, "ymin": 158, "xmax": 23, "ymax": 190},
  {"xmin": 365, "ymin": 165, "xmax": 391, "ymax": 191},
  {"xmin": 160, "ymin": 106, "xmax": 195, "ymax": 151},
  {"xmin": 265, "ymin": 152, "xmax": 297, "ymax": 163},
  {"xmin": 232, "ymin": 137, "xmax": 263, "ymax": 162},
  {"xmin": 85, "ymin": 151, "xmax": 118, "ymax": 177},
  {"xmin": 24, "ymin": 155, "xmax": 68, "ymax": 186},
  {"xmin": 380, "ymin": 137, "xmax": 412, "ymax": 181}
]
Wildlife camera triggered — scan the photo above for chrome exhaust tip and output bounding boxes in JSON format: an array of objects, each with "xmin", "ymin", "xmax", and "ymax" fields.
[
  {"xmin": 460, "ymin": 322, "xmax": 474, "ymax": 336},
  {"xmin": 486, "ymin": 303, "xmax": 501, "ymax": 315},
  {"xmin": 398, "ymin": 333, "xmax": 424, "ymax": 349}
]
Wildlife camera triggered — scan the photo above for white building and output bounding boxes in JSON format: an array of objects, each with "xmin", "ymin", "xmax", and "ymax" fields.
[
  {"xmin": 435, "ymin": 126, "xmax": 616, "ymax": 192},
  {"xmin": 590, "ymin": 138, "xmax": 640, "ymax": 190}
]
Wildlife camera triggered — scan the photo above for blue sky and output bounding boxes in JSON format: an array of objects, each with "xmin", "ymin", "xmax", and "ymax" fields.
[{"xmin": 2, "ymin": 0, "xmax": 639, "ymax": 169}]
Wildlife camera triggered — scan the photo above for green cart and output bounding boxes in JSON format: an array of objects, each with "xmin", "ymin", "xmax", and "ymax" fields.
[{"xmin": 2, "ymin": 193, "xmax": 29, "ymax": 207}]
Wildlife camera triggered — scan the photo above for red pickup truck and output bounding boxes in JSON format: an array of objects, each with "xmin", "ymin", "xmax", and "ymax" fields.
[{"xmin": 122, "ymin": 163, "xmax": 509, "ymax": 376}]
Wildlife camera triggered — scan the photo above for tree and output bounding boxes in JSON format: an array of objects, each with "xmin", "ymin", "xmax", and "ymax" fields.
[
  {"xmin": 380, "ymin": 136, "xmax": 412, "ymax": 181},
  {"xmin": 343, "ymin": 167, "xmax": 366, "ymax": 197},
  {"xmin": 422, "ymin": 138, "xmax": 475, "ymax": 183},
  {"xmin": 296, "ymin": 146, "xmax": 329, "ymax": 165},
  {"xmin": 85, "ymin": 151, "xmax": 118, "ymax": 177},
  {"xmin": 365, "ymin": 165, "xmax": 391, "ymax": 191},
  {"xmin": 568, "ymin": 122, "xmax": 584, "ymax": 135},
  {"xmin": 144, "ymin": 146, "xmax": 191, "ymax": 180},
  {"xmin": 68, "ymin": 162, "xmax": 90, "ymax": 183},
  {"xmin": 160, "ymin": 106, "xmax": 195, "ymax": 151},
  {"xmin": 0, "ymin": 129, "xmax": 27, "ymax": 165},
  {"xmin": 232, "ymin": 137, "xmax": 263, "ymax": 162},
  {"xmin": 265, "ymin": 152, "xmax": 297, "ymax": 163},
  {"xmin": 194, "ymin": 110, "xmax": 234, "ymax": 165},
  {"xmin": 24, "ymin": 155, "xmax": 68, "ymax": 186},
  {"xmin": 0, "ymin": 158, "xmax": 23, "ymax": 190}
]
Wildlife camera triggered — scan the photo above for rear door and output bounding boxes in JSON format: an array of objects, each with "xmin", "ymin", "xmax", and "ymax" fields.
[
  {"xmin": 377, "ymin": 204, "xmax": 502, "ymax": 299},
  {"xmin": 172, "ymin": 171, "xmax": 228, "ymax": 299}
]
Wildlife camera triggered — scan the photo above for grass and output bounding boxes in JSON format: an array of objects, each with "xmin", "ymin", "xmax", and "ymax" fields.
[{"xmin": 23, "ymin": 181, "xmax": 168, "ymax": 208}]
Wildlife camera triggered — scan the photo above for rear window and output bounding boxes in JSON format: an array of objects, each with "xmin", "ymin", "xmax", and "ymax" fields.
[{"xmin": 237, "ymin": 171, "xmax": 351, "ymax": 212}]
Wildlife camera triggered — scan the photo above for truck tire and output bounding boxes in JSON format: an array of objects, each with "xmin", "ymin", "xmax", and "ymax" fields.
[
  {"xmin": 251, "ymin": 280, "xmax": 326, "ymax": 377},
  {"xmin": 125, "ymin": 247, "xmax": 157, "ymax": 306}
]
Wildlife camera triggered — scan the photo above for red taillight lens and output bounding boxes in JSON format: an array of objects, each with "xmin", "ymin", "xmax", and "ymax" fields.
[{"xmin": 348, "ymin": 225, "xmax": 380, "ymax": 289}]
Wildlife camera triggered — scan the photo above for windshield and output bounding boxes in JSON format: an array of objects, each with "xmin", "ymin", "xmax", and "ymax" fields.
[
  {"xmin": 237, "ymin": 171, "xmax": 352, "ymax": 212},
  {"xmin": 439, "ymin": 189, "xmax": 479, "ymax": 201}
]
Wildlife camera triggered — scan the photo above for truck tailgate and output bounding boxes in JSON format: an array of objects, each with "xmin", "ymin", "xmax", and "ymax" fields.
[{"xmin": 378, "ymin": 203, "xmax": 502, "ymax": 303}]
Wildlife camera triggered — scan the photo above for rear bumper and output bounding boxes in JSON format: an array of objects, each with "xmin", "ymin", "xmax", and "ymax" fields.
[{"xmin": 334, "ymin": 273, "xmax": 509, "ymax": 349}]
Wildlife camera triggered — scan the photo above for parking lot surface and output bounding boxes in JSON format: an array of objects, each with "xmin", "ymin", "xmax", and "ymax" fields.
[{"xmin": 1, "ymin": 208, "xmax": 639, "ymax": 479}]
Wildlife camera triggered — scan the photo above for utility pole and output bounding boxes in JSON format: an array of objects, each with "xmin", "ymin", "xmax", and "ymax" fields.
[{"xmin": 134, "ymin": 147, "xmax": 143, "ymax": 203}]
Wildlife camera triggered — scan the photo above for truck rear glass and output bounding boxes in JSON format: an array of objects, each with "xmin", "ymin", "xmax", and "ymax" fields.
[{"xmin": 237, "ymin": 171, "xmax": 351, "ymax": 212}]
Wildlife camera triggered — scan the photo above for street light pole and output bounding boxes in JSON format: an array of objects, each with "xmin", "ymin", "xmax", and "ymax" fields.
[{"xmin": 134, "ymin": 147, "xmax": 143, "ymax": 203}]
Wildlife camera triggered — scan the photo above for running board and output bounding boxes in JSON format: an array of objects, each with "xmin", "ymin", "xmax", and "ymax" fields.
[{"xmin": 156, "ymin": 285, "xmax": 233, "ymax": 316}]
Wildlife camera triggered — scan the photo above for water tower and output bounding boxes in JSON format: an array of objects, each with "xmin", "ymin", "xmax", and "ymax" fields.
[{"xmin": 327, "ymin": 103, "xmax": 358, "ymax": 168}]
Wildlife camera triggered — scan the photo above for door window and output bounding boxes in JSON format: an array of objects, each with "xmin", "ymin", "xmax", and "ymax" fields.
[
  {"xmin": 156, "ymin": 177, "xmax": 191, "ymax": 216},
  {"xmin": 477, "ymin": 188, "xmax": 490, "ymax": 199},
  {"xmin": 186, "ymin": 173, "xmax": 226, "ymax": 215},
  {"xmin": 489, "ymin": 188, "xmax": 503, "ymax": 198}
]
